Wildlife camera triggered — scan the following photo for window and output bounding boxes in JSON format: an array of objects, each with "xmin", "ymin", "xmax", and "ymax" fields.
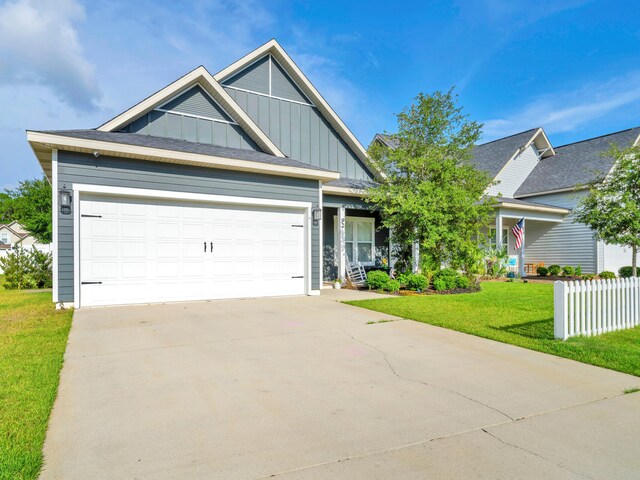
[
  {"xmin": 345, "ymin": 217, "xmax": 375, "ymax": 265},
  {"xmin": 0, "ymin": 231, "xmax": 9, "ymax": 245},
  {"xmin": 489, "ymin": 228, "xmax": 508, "ymax": 248}
]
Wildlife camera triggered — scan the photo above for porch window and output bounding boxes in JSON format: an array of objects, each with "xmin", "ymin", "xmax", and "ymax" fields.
[
  {"xmin": 345, "ymin": 217, "xmax": 375, "ymax": 265},
  {"xmin": 489, "ymin": 228, "xmax": 508, "ymax": 248},
  {"xmin": 0, "ymin": 232, "xmax": 8, "ymax": 245}
]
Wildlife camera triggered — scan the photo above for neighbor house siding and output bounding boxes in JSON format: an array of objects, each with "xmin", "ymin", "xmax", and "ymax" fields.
[
  {"xmin": 56, "ymin": 151, "xmax": 321, "ymax": 302},
  {"xmin": 486, "ymin": 145, "xmax": 539, "ymax": 198},
  {"xmin": 521, "ymin": 190, "xmax": 597, "ymax": 273}
]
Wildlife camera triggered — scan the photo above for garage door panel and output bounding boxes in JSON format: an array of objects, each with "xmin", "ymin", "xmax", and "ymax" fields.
[{"xmin": 79, "ymin": 194, "xmax": 307, "ymax": 307}]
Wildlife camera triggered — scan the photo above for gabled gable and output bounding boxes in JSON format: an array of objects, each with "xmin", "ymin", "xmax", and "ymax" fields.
[
  {"xmin": 215, "ymin": 40, "xmax": 383, "ymax": 180},
  {"xmin": 97, "ymin": 66, "xmax": 285, "ymax": 158},
  {"xmin": 159, "ymin": 85, "xmax": 234, "ymax": 122}
]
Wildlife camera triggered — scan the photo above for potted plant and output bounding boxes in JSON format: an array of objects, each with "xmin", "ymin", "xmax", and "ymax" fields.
[{"xmin": 333, "ymin": 278, "xmax": 342, "ymax": 289}]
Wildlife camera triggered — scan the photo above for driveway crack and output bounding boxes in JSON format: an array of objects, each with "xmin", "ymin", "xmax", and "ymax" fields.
[
  {"xmin": 481, "ymin": 428, "xmax": 594, "ymax": 480},
  {"xmin": 342, "ymin": 329, "xmax": 515, "ymax": 422}
]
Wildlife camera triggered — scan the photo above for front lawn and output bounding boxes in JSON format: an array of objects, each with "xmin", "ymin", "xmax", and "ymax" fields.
[
  {"xmin": 0, "ymin": 276, "xmax": 73, "ymax": 480},
  {"xmin": 347, "ymin": 282, "xmax": 640, "ymax": 377}
]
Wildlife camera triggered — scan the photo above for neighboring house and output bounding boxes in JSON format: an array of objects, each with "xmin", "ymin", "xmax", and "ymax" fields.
[
  {"xmin": 0, "ymin": 221, "xmax": 50, "ymax": 273},
  {"xmin": 374, "ymin": 126, "xmax": 640, "ymax": 275},
  {"xmin": 27, "ymin": 40, "xmax": 388, "ymax": 308}
]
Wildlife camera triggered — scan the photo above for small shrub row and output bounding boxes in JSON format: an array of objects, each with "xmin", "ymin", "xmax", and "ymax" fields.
[
  {"xmin": 365, "ymin": 269, "xmax": 471, "ymax": 293},
  {"xmin": 0, "ymin": 247, "xmax": 53, "ymax": 290},
  {"xmin": 432, "ymin": 268, "xmax": 469, "ymax": 291},
  {"xmin": 537, "ymin": 265, "xmax": 583, "ymax": 277},
  {"xmin": 599, "ymin": 271, "xmax": 616, "ymax": 280}
]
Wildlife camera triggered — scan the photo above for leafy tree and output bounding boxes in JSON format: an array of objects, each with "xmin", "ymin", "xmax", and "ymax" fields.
[
  {"xmin": 0, "ymin": 176, "xmax": 52, "ymax": 243},
  {"xmin": 367, "ymin": 89, "xmax": 495, "ymax": 274},
  {"xmin": 574, "ymin": 145, "xmax": 640, "ymax": 276}
]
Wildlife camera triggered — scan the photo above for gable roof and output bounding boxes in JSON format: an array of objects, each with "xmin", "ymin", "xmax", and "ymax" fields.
[
  {"xmin": 27, "ymin": 130, "xmax": 340, "ymax": 182},
  {"xmin": 471, "ymin": 128, "xmax": 554, "ymax": 178},
  {"xmin": 515, "ymin": 126, "xmax": 640, "ymax": 197},
  {"xmin": 0, "ymin": 223, "xmax": 28, "ymax": 239},
  {"xmin": 96, "ymin": 66, "xmax": 285, "ymax": 158},
  {"xmin": 214, "ymin": 39, "xmax": 383, "ymax": 180},
  {"xmin": 370, "ymin": 133, "xmax": 399, "ymax": 149}
]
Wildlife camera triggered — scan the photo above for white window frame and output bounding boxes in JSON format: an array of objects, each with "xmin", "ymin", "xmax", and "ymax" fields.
[
  {"xmin": 489, "ymin": 227, "xmax": 509, "ymax": 249},
  {"xmin": 0, "ymin": 231, "xmax": 9, "ymax": 245},
  {"xmin": 334, "ymin": 216, "xmax": 376, "ymax": 266}
]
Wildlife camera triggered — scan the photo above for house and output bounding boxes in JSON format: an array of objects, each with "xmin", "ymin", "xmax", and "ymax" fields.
[
  {"xmin": 27, "ymin": 40, "xmax": 389, "ymax": 308},
  {"xmin": 374, "ymin": 126, "xmax": 640, "ymax": 275},
  {"xmin": 0, "ymin": 221, "xmax": 50, "ymax": 273}
]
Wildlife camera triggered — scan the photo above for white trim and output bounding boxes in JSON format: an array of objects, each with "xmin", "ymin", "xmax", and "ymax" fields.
[
  {"xmin": 337, "ymin": 208, "xmax": 346, "ymax": 282},
  {"xmin": 214, "ymin": 40, "xmax": 385, "ymax": 180},
  {"xmin": 222, "ymin": 85, "xmax": 315, "ymax": 107},
  {"xmin": 335, "ymin": 215, "xmax": 376, "ymax": 267},
  {"xmin": 318, "ymin": 180, "xmax": 323, "ymax": 288},
  {"xmin": 155, "ymin": 108, "xmax": 238, "ymax": 125},
  {"xmin": 27, "ymin": 131, "xmax": 340, "ymax": 182},
  {"xmin": 55, "ymin": 302, "xmax": 74, "ymax": 310},
  {"xmin": 71, "ymin": 184, "xmax": 313, "ymax": 308},
  {"xmin": 322, "ymin": 185, "xmax": 367, "ymax": 197},
  {"xmin": 51, "ymin": 149, "xmax": 58, "ymax": 303},
  {"xmin": 494, "ymin": 201, "xmax": 570, "ymax": 215},
  {"xmin": 268, "ymin": 53, "xmax": 272, "ymax": 96},
  {"xmin": 309, "ymin": 290, "xmax": 321, "ymax": 296},
  {"xmin": 95, "ymin": 66, "xmax": 285, "ymax": 158},
  {"xmin": 515, "ymin": 186, "xmax": 588, "ymax": 198}
]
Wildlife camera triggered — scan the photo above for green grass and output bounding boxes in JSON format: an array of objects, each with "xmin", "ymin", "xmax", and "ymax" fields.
[
  {"xmin": 0, "ymin": 275, "xmax": 73, "ymax": 480},
  {"xmin": 347, "ymin": 282, "xmax": 640, "ymax": 377}
]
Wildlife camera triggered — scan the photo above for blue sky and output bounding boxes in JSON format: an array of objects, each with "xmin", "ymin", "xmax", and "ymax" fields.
[{"xmin": 1, "ymin": 0, "xmax": 639, "ymax": 189}]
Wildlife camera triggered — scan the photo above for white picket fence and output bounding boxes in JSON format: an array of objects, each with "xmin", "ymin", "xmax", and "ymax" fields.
[{"xmin": 554, "ymin": 278, "xmax": 640, "ymax": 340}]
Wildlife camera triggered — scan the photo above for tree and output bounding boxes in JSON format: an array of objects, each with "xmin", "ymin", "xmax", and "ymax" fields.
[
  {"xmin": 367, "ymin": 89, "xmax": 496, "ymax": 274},
  {"xmin": 0, "ymin": 176, "xmax": 52, "ymax": 243},
  {"xmin": 574, "ymin": 144, "xmax": 640, "ymax": 277}
]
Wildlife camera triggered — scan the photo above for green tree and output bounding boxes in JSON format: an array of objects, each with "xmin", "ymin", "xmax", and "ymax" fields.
[
  {"xmin": 367, "ymin": 89, "xmax": 496, "ymax": 274},
  {"xmin": 0, "ymin": 176, "xmax": 52, "ymax": 243},
  {"xmin": 574, "ymin": 144, "xmax": 640, "ymax": 276}
]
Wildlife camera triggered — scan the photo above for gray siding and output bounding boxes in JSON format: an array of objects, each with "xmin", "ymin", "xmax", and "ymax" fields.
[
  {"xmin": 271, "ymin": 59, "xmax": 309, "ymax": 104},
  {"xmin": 227, "ymin": 87, "xmax": 373, "ymax": 180},
  {"xmin": 56, "ymin": 151, "xmax": 321, "ymax": 302},
  {"xmin": 223, "ymin": 55, "xmax": 270, "ymax": 94},
  {"xmin": 121, "ymin": 110, "xmax": 260, "ymax": 151},
  {"xmin": 160, "ymin": 85, "xmax": 232, "ymax": 121},
  {"xmin": 522, "ymin": 190, "xmax": 598, "ymax": 273},
  {"xmin": 486, "ymin": 144, "xmax": 539, "ymax": 198}
]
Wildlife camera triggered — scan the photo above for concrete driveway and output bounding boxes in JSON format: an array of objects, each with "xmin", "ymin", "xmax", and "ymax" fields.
[{"xmin": 42, "ymin": 290, "xmax": 640, "ymax": 479}]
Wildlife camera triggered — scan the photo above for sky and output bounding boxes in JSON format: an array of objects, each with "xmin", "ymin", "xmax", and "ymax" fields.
[{"xmin": 1, "ymin": 0, "xmax": 639, "ymax": 189}]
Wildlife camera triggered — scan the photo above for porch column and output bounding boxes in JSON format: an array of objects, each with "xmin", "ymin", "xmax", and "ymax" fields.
[
  {"xmin": 519, "ymin": 218, "xmax": 526, "ymax": 277},
  {"xmin": 338, "ymin": 206, "xmax": 346, "ymax": 282},
  {"xmin": 389, "ymin": 227, "xmax": 397, "ymax": 271},
  {"xmin": 495, "ymin": 210, "xmax": 503, "ymax": 251},
  {"xmin": 412, "ymin": 239, "xmax": 420, "ymax": 273}
]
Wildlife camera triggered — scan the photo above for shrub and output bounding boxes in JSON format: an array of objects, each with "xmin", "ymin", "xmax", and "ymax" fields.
[
  {"xmin": 575, "ymin": 265, "xmax": 582, "ymax": 276},
  {"xmin": 432, "ymin": 268, "xmax": 461, "ymax": 291},
  {"xmin": 562, "ymin": 266, "xmax": 574, "ymax": 276},
  {"xmin": 385, "ymin": 279, "xmax": 401, "ymax": 293},
  {"xmin": 599, "ymin": 271, "xmax": 616, "ymax": 280},
  {"xmin": 619, "ymin": 266, "xmax": 634, "ymax": 278},
  {"xmin": 536, "ymin": 266, "xmax": 548, "ymax": 277},
  {"xmin": 405, "ymin": 273, "xmax": 429, "ymax": 291},
  {"xmin": 582, "ymin": 274, "xmax": 596, "ymax": 280},
  {"xmin": 548, "ymin": 264, "xmax": 561, "ymax": 276},
  {"xmin": 367, "ymin": 270, "xmax": 390, "ymax": 290},
  {"xmin": 0, "ymin": 247, "xmax": 52, "ymax": 290},
  {"xmin": 456, "ymin": 276, "xmax": 470, "ymax": 289}
]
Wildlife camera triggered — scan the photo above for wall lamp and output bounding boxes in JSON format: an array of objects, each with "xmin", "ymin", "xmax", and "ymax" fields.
[
  {"xmin": 312, "ymin": 207, "xmax": 322, "ymax": 226},
  {"xmin": 59, "ymin": 187, "xmax": 72, "ymax": 215}
]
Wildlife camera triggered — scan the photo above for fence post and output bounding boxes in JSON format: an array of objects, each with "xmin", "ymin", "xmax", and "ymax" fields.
[{"xmin": 554, "ymin": 281, "xmax": 568, "ymax": 340}]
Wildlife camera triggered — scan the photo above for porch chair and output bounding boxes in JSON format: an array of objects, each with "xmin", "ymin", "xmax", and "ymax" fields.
[
  {"xmin": 346, "ymin": 262, "xmax": 367, "ymax": 287},
  {"xmin": 506, "ymin": 255, "xmax": 518, "ymax": 275}
]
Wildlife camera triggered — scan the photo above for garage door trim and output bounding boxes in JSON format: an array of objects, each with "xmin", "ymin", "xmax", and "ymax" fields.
[{"xmin": 72, "ymin": 183, "xmax": 313, "ymax": 308}]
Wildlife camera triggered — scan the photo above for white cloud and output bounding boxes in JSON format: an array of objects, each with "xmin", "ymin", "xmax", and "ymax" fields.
[
  {"xmin": 0, "ymin": 0, "xmax": 100, "ymax": 111},
  {"xmin": 482, "ymin": 71, "xmax": 640, "ymax": 140}
]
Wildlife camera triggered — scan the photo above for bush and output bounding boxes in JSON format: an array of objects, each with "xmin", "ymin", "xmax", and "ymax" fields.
[
  {"xmin": 536, "ymin": 266, "xmax": 548, "ymax": 277},
  {"xmin": 619, "ymin": 266, "xmax": 634, "ymax": 278},
  {"xmin": 575, "ymin": 265, "xmax": 582, "ymax": 276},
  {"xmin": 599, "ymin": 271, "xmax": 616, "ymax": 280},
  {"xmin": 548, "ymin": 264, "xmax": 561, "ymax": 276},
  {"xmin": 405, "ymin": 273, "xmax": 429, "ymax": 291},
  {"xmin": 385, "ymin": 279, "xmax": 401, "ymax": 293},
  {"xmin": 0, "ymin": 247, "xmax": 52, "ymax": 290},
  {"xmin": 367, "ymin": 270, "xmax": 390, "ymax": 290},
  {"xmin": 432, "ymin": 268, "xmax": 461, "ymax": 291},
  {"xmin": 456, "ymin": 276, "xmax": 470, "ymax": 289},
  {"xmin": 582, "ymin": 274, "xmax": 596, "ymax": 281},
  {"xmin": 562, "ymin": 266, "xmax": 574, "ymax": 276}
]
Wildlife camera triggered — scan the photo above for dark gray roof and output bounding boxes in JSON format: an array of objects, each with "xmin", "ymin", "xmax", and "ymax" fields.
[
  {"xmin": 471, "ymin": 129, "xmax": 539, "ymax": 178},
  {"xmin": 515, "ymin": 127, "xmax": 640, "ymax": 197},
  {"xmin": 36, "ymin": 129, "xmax": 337, "ymax": 173},
  {"xmin": 325, "ymin": 178, "xmax": 378, "ymax": 189},
  {"xmin": 371, "ymin": 133, "xmax": 399, "ymax": 149}
]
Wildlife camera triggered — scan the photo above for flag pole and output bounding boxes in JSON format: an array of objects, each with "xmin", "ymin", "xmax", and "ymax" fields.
[{"xmin": 519, "ymin": 218, "xmax": 526, "ymax": 278}]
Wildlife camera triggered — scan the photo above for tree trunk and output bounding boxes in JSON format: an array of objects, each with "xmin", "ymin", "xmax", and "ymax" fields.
[{"xmin": 633, "ymin": 245, "xmax": 638, "ymax": 277}]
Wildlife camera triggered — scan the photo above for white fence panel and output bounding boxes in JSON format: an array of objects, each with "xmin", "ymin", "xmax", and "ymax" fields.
[{"xmin": 554, "ymin": 278, "xmax": 640, "ymax": 340}]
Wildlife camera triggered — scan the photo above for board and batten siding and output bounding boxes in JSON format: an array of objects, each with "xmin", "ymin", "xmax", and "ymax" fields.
[
  {"xmin": 486, "ymin": 145, "xmax": 539, "ymax": 198},
  {"xmin": 56, "ymin": 151, "xmax": 321, "ymax": 302},
  {"xmin": 522, "ymin": 190, "xmax": 597, "ymax": 273}
]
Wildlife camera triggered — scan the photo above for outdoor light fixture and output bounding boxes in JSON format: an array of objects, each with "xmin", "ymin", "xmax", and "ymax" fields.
[
  {"xmin": 59, "ymin": 188, "xmax": 72, "ymax": 215},
  {"xmin": 312, "ymin": 207, "xmax": 322, "ymax": 226}
]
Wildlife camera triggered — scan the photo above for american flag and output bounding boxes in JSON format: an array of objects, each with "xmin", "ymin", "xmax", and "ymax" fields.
[{"xmin": 512, "ymin": 218, "xmax": 525, "ymax": 250}]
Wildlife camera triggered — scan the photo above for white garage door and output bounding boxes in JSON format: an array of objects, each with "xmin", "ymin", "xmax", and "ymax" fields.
[{"xmin": 79, "ymin": 194, "xmax": 307, "ymax": 307}]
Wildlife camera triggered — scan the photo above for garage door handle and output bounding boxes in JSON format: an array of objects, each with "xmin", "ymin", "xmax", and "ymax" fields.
[
  {"xmin": 81, "ymin": 281, "xmax": 102, "ymax": 285},
  {"xmin": 210, "ymin": 242, "xmax": 213, "ymax": 253},
  {"xmin": 204, "ymin": 241, "xmax": 207, "ymax": 253},
  {"xmin": 291, "ymin": 276, "xmax": 304, "ymax": 279}
]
